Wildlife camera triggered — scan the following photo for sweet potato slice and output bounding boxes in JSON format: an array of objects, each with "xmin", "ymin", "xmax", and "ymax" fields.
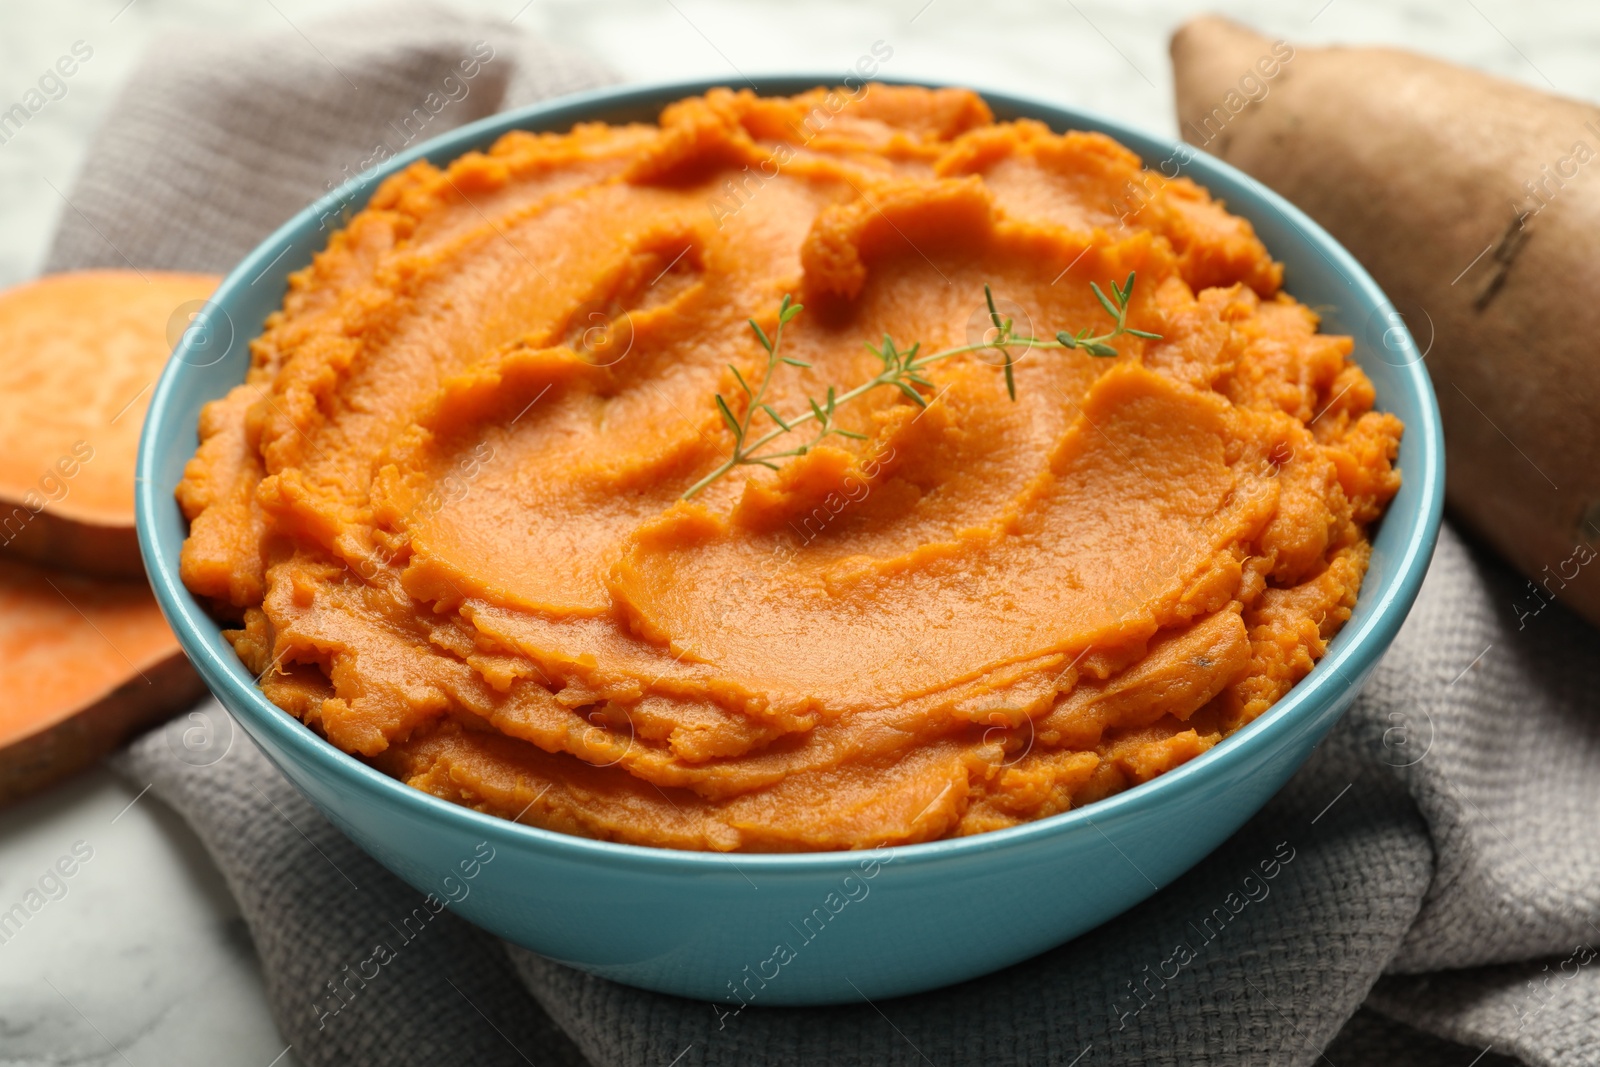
[
  {"xmin": 1171, "ymin": 16, "xmax": 1600, "ymax": 626},
  {"xmin": 0, "ymin": 270, "xmax": 220, "ymax": 579},
  {"xmin": 0, "ymin": 556, "xmax": 204, "ymax": 805}
]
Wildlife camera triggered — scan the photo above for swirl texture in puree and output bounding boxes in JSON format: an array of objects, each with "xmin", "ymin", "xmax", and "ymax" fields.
[{"xmin": 178, "ymin": 86, "xmax": 1402, "ymax": 852}]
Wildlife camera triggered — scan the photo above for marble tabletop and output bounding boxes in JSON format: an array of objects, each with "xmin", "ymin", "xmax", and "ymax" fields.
[{"xmin": 0, "ymin": 1, "xmax": 1592, "ymax": 1063}]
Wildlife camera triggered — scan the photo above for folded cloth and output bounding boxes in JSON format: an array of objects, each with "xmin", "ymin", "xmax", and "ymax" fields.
[
  {"xmin": 45, "ymin": 1, "xmax": 610, "ymax": 275},
  {"xmin": 55, "ymin": 7, "xmax": 1600, "ymax": 1065}
]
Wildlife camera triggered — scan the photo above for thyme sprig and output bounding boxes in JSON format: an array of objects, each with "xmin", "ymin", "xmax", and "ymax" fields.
[
  {"xmin": 681, "ymin": 273, "xmax": 1159, "ymax": 499},
  {"xmin": 1066, "ymin": 273, "xmax": 1163, "ymax": 356}
]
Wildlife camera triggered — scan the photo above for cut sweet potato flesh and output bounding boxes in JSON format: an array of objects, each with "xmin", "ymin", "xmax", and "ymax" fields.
[
  {"xmin": 0, "ymin": 270, "xmax": 220, "ymax": 578},
  {"xmin": 0, "ymin": 556, "xmax": 203, "ymax": 804}
]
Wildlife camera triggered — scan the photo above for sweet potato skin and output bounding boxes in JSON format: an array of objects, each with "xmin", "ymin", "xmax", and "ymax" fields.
[
  {"xmin": 0, "ymin": 511, "xmax": 144, "ymax": 582},
  {"xmin": 0, "ymin": 648, "xmax": 205, "ymax": 807},
  {"xmin": 1172, "ymin": 16, "xmax": 1600, "ymax": 627}
]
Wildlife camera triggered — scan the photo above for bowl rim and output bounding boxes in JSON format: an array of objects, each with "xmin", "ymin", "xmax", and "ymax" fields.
[{"xmin": 137, "ymin": 73, "xmax": 1445, "ymax": 875}]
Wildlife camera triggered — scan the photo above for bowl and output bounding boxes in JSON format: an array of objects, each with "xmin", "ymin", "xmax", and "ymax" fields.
[{"xmin": 136, "ymin": 75, "xmax": 1444, "ymax": 1006}]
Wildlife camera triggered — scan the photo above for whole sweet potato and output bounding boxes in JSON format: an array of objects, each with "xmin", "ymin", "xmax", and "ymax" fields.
[{"xmin": 1172, "ymin": 16, "xmax": 1600, "ymax": 628}]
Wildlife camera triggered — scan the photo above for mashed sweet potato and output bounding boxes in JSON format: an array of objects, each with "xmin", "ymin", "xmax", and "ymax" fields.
[{"xmin": 179, "ymin": 86, "xmax": 1401, "ymax": 852}]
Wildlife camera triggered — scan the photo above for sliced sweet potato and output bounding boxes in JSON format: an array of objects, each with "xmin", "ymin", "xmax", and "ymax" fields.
[
  {"xmin": 0, "ymin": 556, "xmax": 205, "ymax": 805},
  {"xmin": 0, "ymin": 270, "xmax": 220, "ymax": 579}
]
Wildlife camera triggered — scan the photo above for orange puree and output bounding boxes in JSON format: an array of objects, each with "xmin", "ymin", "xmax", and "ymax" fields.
[{"xmin": 178, "ymin": 86, "xmax": 1402, "ymax": 852}]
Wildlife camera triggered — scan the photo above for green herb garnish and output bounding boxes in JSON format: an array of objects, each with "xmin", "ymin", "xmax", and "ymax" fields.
[{"xmin": 681, "ymin": 273, "xmax": 1159, "ymax": 499}]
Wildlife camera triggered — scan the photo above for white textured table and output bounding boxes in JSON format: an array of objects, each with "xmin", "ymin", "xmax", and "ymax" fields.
[{"xmin": 0, "ymin": 1, "xmax": 1590, "ymax": 1063}]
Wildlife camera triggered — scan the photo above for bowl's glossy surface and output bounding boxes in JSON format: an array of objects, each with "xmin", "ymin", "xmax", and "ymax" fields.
[{"xmin": 136, "ymin": 75, "xmax": 1443, "ymax": 1005}]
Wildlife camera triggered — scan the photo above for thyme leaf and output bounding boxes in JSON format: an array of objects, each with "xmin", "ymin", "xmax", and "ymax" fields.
[{"xmin": 681, "ymin": 273, "xmax": 1159, "ymax": 499}]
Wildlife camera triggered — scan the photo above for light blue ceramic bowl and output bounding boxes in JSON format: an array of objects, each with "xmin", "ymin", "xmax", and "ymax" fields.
[{"xmin": 136, "ymin": 76, "xmax": 1443, "ymax": 1006}]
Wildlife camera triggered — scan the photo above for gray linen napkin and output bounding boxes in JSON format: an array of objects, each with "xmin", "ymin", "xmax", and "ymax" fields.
[{"xmin": 50, "ymin": 8, "xmax": 1600, "ymax": 1064}]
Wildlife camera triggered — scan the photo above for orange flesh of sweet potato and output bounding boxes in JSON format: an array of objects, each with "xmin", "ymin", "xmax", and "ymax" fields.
[
  {"xmin": 0, "ymin": 270, "xmax": 220, "ymax": 579},
  {"xmin": 0, "ymin": 555, "xmax": 205, "ymax": 805}
]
